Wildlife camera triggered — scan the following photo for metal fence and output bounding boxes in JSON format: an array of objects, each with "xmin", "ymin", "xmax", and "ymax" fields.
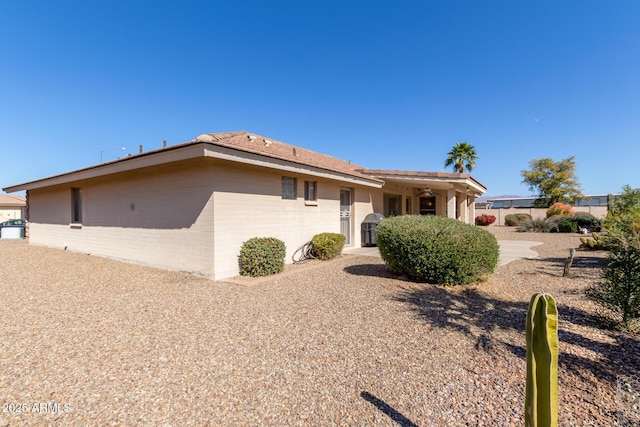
[{"xmin": 617, "ymin": 374, "xmax": 640, "ymax": 426}]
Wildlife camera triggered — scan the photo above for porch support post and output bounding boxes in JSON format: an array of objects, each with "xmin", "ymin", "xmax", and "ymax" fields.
[
  {"xmin": 447, "ymin": 188, "xmax": 457, "ymax": 220},
  {"xmin": 469, "ymin": 195, "xmax": 476, "ymax": 225},
  {"xmin": 457, "ymin": 191, "xmax": 467, "ymax": 222}
]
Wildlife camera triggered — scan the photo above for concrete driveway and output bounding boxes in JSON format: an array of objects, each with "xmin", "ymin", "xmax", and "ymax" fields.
[{"xmin": 344, "ymin": 240, "xmax": 542, "ymax": 266}]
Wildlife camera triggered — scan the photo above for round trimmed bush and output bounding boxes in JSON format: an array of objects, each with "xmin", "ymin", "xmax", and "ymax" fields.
[
  {"xmin": 311, "ymin": 232, "xmax": 346, "ymax": 260},
  {"xmin": 557, "ymin": 213, "xmax": 602, "ymax": 233},
  {"xmin": 505, "ymin": 213, "xmax": 532, "ymax": 226},
  {"xmin": 475, "ymin": 214, "xmax": 496, "ymax": 226},
  {"xmin": 376, "ymin": 215, "xmax": 499, "ymax": 285},
  {"xmin": 573, "ymin": 212, "xmax": 602, "ymax": 232},
  {"xmin": 239, "ymin": 237, "xmax": 286, "ymax": 277},
  {"xmin": 517, "ymin": 218, "xmax": 556, "ymax": 233},
  {"xmin": 546, "ymin": 202, "xmax": 575, "ymax": 218}
]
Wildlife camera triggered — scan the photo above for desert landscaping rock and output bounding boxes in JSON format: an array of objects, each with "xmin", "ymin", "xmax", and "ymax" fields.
[{"xmin": 0, "ymin": 227, "xmax": 638, "ymax": 426}]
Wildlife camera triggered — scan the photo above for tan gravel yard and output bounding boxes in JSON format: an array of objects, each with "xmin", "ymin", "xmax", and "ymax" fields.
[{"xmin": 1, "ymin": 227, "xmax": 639, "ymax": 426}]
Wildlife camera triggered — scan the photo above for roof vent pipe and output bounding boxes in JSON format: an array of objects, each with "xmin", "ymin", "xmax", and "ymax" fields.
[
  {"xmin": 163, "ymin": 140, "xmax": 167, "ymax": 148},
  {"xmin": 139, "ymin": 145, "xmax": 143, "ymax": 154}
]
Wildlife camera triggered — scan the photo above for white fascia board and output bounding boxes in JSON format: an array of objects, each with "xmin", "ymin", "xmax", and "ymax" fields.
[
  {"xmin": 463, "ymin": 179, "xmax": 486, "ymax": 195},
  {"xmin": 374, "ymin": 175, "xmax": 486, "ymax": 196},
  {"xmin": 380, "ymin": 175, "xmax": 457, "ymax": 186},
  {"xmin": 3, "ymin": 145, "xmax": 207, "ymax": 192},
  {"xmin": 377, "ymin": 175, "xmax": 485, "ymax": 190},
  {"xmin": 204, "ymin": 146, "xmax": 383, "ymax": 188}
]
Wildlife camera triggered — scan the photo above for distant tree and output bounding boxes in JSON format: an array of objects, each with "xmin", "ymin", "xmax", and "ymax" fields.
[
  {"xmin": 521, "ymin": 156, "xmax": 583, "ymax": 207},
  {"xmin": 444, "ymin": 142, "xmax": 478, "ymax": 173}
]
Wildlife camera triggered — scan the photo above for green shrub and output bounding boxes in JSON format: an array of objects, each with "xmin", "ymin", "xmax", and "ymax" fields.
[
  {"xmin": 505, "ymin": 213, "xmax": 532, "ymax": 226},
  {"xmin": 573, "ymin": 213, "xmax": 602, "ymax": 232},
  {"xmin": 517, "ymin": 218, "xmax": 555, "ymax": 233},
  {"xmin": 376, "ymin": 215, "xmax": 499, "ymax": 285},
  {"xmin": 558, "ymin": 217, "xmax": 578, "ymax": 233},
  {"xmin": 556, "ymin": 214, "xmax": 602, "ymax": 233},
  {"xmin": 311, "ymin": 232, "xmax": 346, "ymax": 260},
  {"xmin": 586, "ymin": 241, "xmax": 640, "ymax": 330},
  {"xmin": 545, "ymin": 214, "xmax": 564, "ymax": 232},
  {"xmin": 239, "ymin": 237, "xmax": 286, "ymax": 277},
  {"xmin": 574, "ymin": 211, "xmax": 597, "ymax": 219}
]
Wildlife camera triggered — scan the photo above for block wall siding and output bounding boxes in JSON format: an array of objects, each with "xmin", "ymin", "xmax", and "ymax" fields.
[
  {"xmin": 210, "ymin": 161, "xmax": 377, "ymax": 279},
  {"xmin": 28, "ymin": 187, "xmax": 69, "ymax": 224},
  {"xmin": 27, "ymin": 161, "xmax": 217, "ymax": 276}
]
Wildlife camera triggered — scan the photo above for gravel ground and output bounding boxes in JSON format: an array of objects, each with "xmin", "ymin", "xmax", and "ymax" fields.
[{"xmin": 0, "ymin": 227, "xmax": 638, "ymax": 426}]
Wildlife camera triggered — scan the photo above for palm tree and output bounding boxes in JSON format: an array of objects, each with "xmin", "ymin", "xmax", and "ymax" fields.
[{"xmin": 444, "ymin": 142, "xmax": 478, "ymax": 173}]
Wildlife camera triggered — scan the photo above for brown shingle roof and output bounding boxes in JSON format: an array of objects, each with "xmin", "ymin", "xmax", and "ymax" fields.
[
  {"xmin": 194, "ymin": 131, "xmax": 383, "ymax": 184},
  {"xmin": 5, "ymin": 130, "xmax": 488, "ymax": 193}
]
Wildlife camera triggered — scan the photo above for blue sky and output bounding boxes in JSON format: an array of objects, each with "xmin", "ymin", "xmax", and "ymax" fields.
[{"xmin": 1, "ymin": 1, "xmax": 639, "ymax": 197}]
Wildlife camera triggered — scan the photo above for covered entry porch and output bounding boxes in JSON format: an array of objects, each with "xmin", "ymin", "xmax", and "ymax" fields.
[{"xmin": 360, "ymin": 169, "xmax": 487, "ymax": 225}]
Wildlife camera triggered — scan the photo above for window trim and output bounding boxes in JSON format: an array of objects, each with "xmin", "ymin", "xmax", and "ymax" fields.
[
  {"xmin": 383, "ymin": 193, "xmax": 402, "ymax": 217},
  {"xmin": 304, "ymin": 180, "xmax": 317, "ymax": 202},
  {"xmin": 281, "ymin": 176, "xmax": 297, "ymax": 200},
  {"xmin": 71, "ymin": 187, "xmax": 83, "ymax": 224}
]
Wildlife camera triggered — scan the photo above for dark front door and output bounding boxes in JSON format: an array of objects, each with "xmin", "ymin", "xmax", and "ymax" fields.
[{"xmin": 419, "ymin": 196, "xmax": 436, "ymax": 215}]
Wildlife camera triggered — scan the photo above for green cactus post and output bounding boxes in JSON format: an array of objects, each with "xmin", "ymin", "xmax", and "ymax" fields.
[{"xmin": 525, "ymin": 293, "xmax": 559, "ymax": 427}]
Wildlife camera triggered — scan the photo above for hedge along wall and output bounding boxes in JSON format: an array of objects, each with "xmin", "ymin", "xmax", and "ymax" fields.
[{"xmin": 479, "ymin": 206, "xmax": 608, "ymax": 225}]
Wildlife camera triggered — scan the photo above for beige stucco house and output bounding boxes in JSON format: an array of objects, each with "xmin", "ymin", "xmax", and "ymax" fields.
[
  {"xmin": 3, "ymin": 131, "xmax": 486, "ymax": 280},
  {"xmin": 0, "ymin": 194, "xmax": 26, "ymax": 221}
]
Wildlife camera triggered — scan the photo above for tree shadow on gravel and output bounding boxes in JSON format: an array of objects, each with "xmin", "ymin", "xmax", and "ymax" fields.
[
  {"xmin": 360, "ymin": 391, "xmax": 419, "ymax": 427},
  {"xmin": 343, "ymin": 263, "xmax": 399, "ymax": 279},
  {"xmin": 530, "ymin": 254, "xmax": 608, "ymax": 278},
  {"xmin": 394, "ymin": 285, "xmax": 527, "ymax": 337},
  {"xmin": 392, "ymin": 284, "xmax": 640, "ymax": 384}
]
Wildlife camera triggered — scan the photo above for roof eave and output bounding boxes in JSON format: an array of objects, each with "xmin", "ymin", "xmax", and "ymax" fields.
[
  {"xmin": 3, "ymin": 141, "xmax": 384, "ymax": 193},
  {"xmin": 3, "ymin": 143, "xmax": 207, "ymax": 192}
]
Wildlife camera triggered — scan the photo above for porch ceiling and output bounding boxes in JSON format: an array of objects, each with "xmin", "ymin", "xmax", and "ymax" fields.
[{"xmin": 359, "ymin": 170, "xmax": 487, "ymax": 196}]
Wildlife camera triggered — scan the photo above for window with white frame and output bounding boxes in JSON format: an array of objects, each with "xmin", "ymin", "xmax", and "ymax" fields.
[
  {"xmin": 384, "ymin": 193, "xmax": 402, "ymax": 217},
  {"xmin": 71, "ymin": 187, "xmax": 83, "ymax": 223},
  {"xmin": 304, "ymin": 180, "xmax": 317, "ymax": 202}
]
